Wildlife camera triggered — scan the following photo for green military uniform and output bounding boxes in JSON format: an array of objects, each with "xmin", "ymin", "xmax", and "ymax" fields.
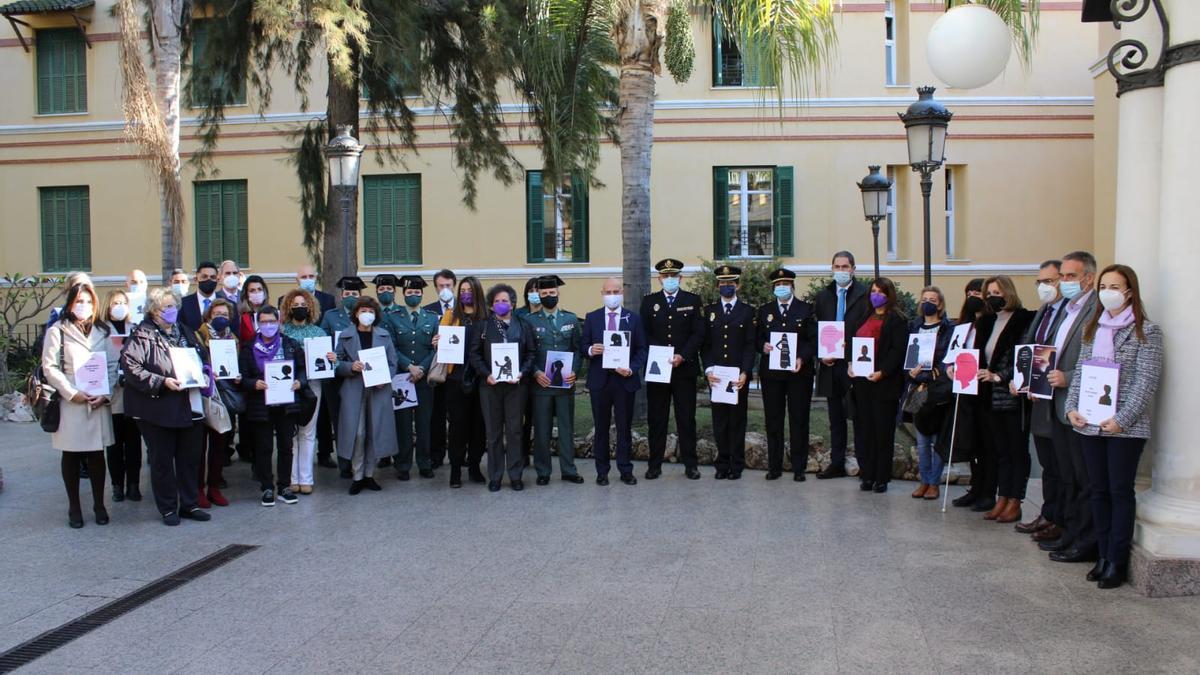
[
  {"xmin": 526, "ymin": 275, "xmax": 583, "ymax": 480},
  {"xmin": 387, "ymin": 275, "xmax": 441, "ymax": 477}
]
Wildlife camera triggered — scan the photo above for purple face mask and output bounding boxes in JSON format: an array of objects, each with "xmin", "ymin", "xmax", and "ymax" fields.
[
  {"xmin": 259, "ymin": 323, "xmax": 280, "ymax": 339},
  {"xmin": 160, "ymin": 306, "xmax": 180, "ymax": 325},
  {"xmin": 869, "ymin": 292, "xmax": 888, "ymax": 309},
  {"xmin": 460, "ymin": 292, "xmax": 474, "ymax": 306},
  {"xmin": 493, "ymin": 301, "xmax": 512, "ymax": 316}
]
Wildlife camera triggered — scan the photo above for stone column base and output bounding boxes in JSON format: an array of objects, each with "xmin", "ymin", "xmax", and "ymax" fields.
[{"xmin": 1130, "ymin": 546, "xmax": 1200, "ymax": 597}]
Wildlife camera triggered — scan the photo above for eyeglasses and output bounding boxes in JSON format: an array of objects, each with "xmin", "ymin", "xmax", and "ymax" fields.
[{"xmin": 1035, "ymin": 279, "xmax": 1058, "ymax": 286}]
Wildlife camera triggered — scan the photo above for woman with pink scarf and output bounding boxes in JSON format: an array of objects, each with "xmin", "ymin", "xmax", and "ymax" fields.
[{"xmin": 1066, "ymin": 264, "xmax": 1163, "ymax": 590}]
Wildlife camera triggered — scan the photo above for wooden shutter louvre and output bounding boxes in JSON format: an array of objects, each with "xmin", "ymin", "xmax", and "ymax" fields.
[
  {"xmin": 570, "ymin": 174, "xmax": 588, "ymax": 262},
  {"xmin": 194, "ymin": 183, "xmax": 212, "ymax": 264},
  {"xmin": 399, "ymin": 175, "xmax": 421, "ymax": 265},
  {"xmin": 40, "ymin": 187, "xmax": 90, "ymax": 272},
  {"xmin": 526, "ymin": 171, "xmax": 545, "ymax": 263},
  {"xmin": 773, "ymin": 166, "xmax": 794, "ymax": 257},
  {"xmin": 362, "ymin": 178, "xmax": 381, "ymax": 265},
  {"xmin": 234, "ymin": 181, "xmax": 249, "ymax": 267},
  {"xmin": 713, "ymin": 167, "xmax": 729, "ymax": 260},
  {"xmin": 40, "ymin": 189, "xmax": 59, "ymax": 271}
]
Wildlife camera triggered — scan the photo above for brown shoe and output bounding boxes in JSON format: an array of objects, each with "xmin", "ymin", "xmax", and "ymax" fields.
[
  {"xmin": 997, "ymin": 499, "xmax": 1022, "ymax": 523},
  {"xmin": 924, "ymin": 484, "xmax": 940, "ymax": 500},
  {"xmin": 911, "ymin": 484, "xmax": 929, "ymax": 499},
  {"xmin": 984, "ymin": 497, "xmax": 1009, "ymax": 521},
  {"xmin": 1014, "ymin": 515, "xmax": 1047, "ymax": 534},
  {"xmin": 1032, "ymin": 524, "xmax": 1064, "ymax": 541}
]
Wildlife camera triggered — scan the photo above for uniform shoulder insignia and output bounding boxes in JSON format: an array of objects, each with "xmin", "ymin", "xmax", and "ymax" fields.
[
  {"xmin": 709, "ymin": 312, "xmax": 716, "ymax": 322},
  {"xmin": 654, "ymin": 303, "xmax": 660, "ymax": 313},
  {"xmin": 767, "ymin": 314, "xmax": 774, "ymax": 323}
]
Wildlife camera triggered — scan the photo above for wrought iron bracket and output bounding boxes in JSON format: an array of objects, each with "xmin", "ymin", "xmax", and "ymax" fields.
[{"xmin": 1107, "ymin": 0, "xmax": 1200, "ymax": 97}]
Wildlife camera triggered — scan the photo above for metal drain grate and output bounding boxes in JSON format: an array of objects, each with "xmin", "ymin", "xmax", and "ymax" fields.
[{"xmin": 0, "ymin": 544, "xmax": 258, "ymax": 673}]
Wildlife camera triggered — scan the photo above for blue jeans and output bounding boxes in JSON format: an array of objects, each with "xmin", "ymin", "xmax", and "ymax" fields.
[{"xmin": 917, "ymin": 429, "xmax": 944, "ymax": 485}]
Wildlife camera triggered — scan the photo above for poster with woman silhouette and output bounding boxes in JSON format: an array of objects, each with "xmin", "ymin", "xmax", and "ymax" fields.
[
  {"xmin": 1028, "ymin": 345, "xmax": 1057, "ymax": 399},
  {"xmin": 644, "ymin": 345, "xmax": 675, "ymax": 384},
  {"xmin": 769, "ymin": 332, "xmax": 798, "ymax": 371},
  {"xmin": 209, "ymin": 338, "xmax": 239, "ymax": 380},
  {"xmin": 904, "ymin": 332, "xmax": 938, "ymax": 370},
  {"xmin": 437, "ymin": 326, "xmax": 466, "ymax": 365},
  {"xmin": 544, "ymin": 350, "xmax": 575, "ymax": 389},
  {"xmin": 850, "ymin": 337, "xmax": 875, "ymax": 378},
  {"xmin": 304, "ymin": 336, "xmax": 335, "ymax": 380},
  {"xmin": 1079, "ymin": 359, "xmax": 1120, "ymax": 424},
  {"xmin": 358, "ymin": 346, "xmax": 390, "ymax": 388},
  {"xmin": 816, "ymin": 321, "xmax": 845, "ymax": 360},
  {"xmin": 1012, "ymin": 344, "xmax": 1035, "ymax": 394},
  {"xmin": 944, "ymin": 323, "xmax": 973, "ymax": 363},
  {"xmin": 709, "ymin": 366, "xmax": 740, "ymax": 405},
  {"xmin": 391, "ymin": 373, "xmax": 419, "ymax": 409},
  {"xmin": 264, "ymin": 360, "xmax": 295, "ymax": 406},
  {"xmin": 602, "ymin": 330, "xmax": 631, "ymax": 370},
  {"xmin": 491, "ymin": 342, "xmax": 520, "ymax": 383},
  {"xmin": 169, "ymin": 347, "xmax": 205, "ymax": 389}
]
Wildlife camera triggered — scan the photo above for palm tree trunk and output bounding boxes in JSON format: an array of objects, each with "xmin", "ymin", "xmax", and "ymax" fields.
[
  {"xmin": 320, "ymin": 52, "xmax": 361, "ymax": 287},
  {"xmin": 153, "ymin": 0, "xmax": 184, "ymax": 283},
  {"xmin": 619, "ymin": 66, "xmax": 654, "ymax": 307}
]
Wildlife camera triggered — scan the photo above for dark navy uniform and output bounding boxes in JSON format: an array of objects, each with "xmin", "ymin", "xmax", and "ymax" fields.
[
  {"xmin": 640, "ymin": 258, "xmax": 705, "ymax": 477},
  {"xmin": 756, "ymin": 268, "xmax": 817, "ymax": 480},
  {"xmin": 423, "ymin": 293, "xmax": 455, "ymax": 468},
  {"xmin": 701, "ymin": 266, "xmax": 757, "ymax": 478}
]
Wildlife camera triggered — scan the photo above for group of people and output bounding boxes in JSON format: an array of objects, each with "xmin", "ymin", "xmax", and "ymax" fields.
[{"xmin": 40, "ymin": 249, "xmax": 1161, "ymax": 589}]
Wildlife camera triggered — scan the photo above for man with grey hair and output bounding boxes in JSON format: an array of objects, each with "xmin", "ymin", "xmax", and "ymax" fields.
[{"xmin": 217, "ymin": 260, "xmax": 242, "ymax": 305}]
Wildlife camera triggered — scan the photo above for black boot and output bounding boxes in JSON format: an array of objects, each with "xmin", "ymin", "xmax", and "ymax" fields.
[
  {"xmin": 1098, "ymin": 561, "xmax": 1127, "ymax": 589},
  {"xmin": 1086, "ymin": 558, "xmax": 1108, "ymax": 582},
  {"xmin": 126, "ymin": 479, "xmax": 142, "ymax": 502},
  {"xmin": 112, "ymin": 483, "xmax": 125, "ymax": 502}
]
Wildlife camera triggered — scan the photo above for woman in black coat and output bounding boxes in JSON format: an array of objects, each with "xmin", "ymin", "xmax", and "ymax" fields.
[
  {"xmin": 238, "ymin": 305, "xmax": 306, "ymax": 508},
  {"xmin": 120, "ymin": 287, "xmax": 212, "ymax": 526},
  {"xmin": 848, "ymin": 278, "xmax": 909, "ymax": 493}
]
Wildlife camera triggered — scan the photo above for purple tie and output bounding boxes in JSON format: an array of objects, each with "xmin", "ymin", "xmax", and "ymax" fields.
[
  {"xmin": 607, "ymin": 312, "xmax": 617, "ymax": 331},
  {"xmin": 1035, "ymin": 307, "xmax": 1054, "ymax": 344}
]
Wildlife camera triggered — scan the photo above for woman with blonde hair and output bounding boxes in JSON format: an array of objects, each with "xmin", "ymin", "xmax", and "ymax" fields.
[{"xmin": 281, "ymin": 288, "xmax": 327, "ymax": 494}]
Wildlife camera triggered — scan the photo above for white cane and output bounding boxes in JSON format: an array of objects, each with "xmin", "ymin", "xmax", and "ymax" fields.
[{"xmin": 941, "ymin": 392, "xmax": 962, "ymax": 513}]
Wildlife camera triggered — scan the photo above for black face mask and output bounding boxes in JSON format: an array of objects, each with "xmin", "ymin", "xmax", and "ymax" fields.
[
  {"xmin": 290, "ymin": 307, "xmax": 310, "ymax": 322},
  {"xmin": 986, "ymin": 296, "xmax": 1006, "ymax": 313},
  {"xmin": 198, "ymin": 279, "xmax": 218, "ymax": 295},
  {"xmin": 964, "ymin": 296, "xmax": 985, "ymax": 315},
  {"xmin": 540, "ymin": 295, "xmax": 559, "ymax": 310}
]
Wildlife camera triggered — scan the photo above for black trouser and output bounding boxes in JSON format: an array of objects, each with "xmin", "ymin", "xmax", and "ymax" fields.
[
  {"xmin": 202, "ymin": 428, "xmax": 230, "ymax": 490},
  {"xmin": 446, "ymin": 380, "xmax": 486, "ymax": 475},
  {"xmin": 316, "ymin": 387, "xmax": 335, "ymax": 460},
  {"xmin": 429, "ymin": 384, "xmax": 447, "ymax": 466},
  {"xmin": 1052, "ymin": 419, "xmax": 1096, "ymax": 551},
  {"xmin": 591, "ymin": 378, "xmax": 636, "ymax": 477},
  {"xmin": 236, "ymin": 413, "xmax": 255, "ymax": 463},
  {"xmin": 479, "ymin": 383, "xmax": 526, "ymax": 483},
  {"xmin": 852, "ymin": 384, "xmax": 898, "ymax": 485},
  {"xmin": 712, "ymin": 385, "xmax": 749, "ymax": 474},
  {"xmin": 394, "ymin": 383, "xmax": 433, "ymax": 472},
  {"xmin": 521, "ymin": 385, "xmax": 534, "ymax": 464},
  {"xmin": 62, "ymin": 451, "xmax": 105, "ymax": 515},
  {"xmin": 106, "ymin": 413, "xmax": 142, "ymax": 490},
  {"xmin": 762, "ymin": 375, "xmax": 814, "ymax": 474},
  {"xmin": 993, "ymin": 408, "xmax": 1030, "ymax": 499},
  {"xmin": 825, "ymin": 363, "xmax": 851, "ymax": 469},
  {"xmin": 1032, "ymin": 434, "xmax": 1061, "ymax": 523},
  {"xmin": 249, "ymin": 408, "xmax": 296, "ymax": 491},
  {"xmin": 137, "ymin": 421, "xmax": 203, "ymax": 516},
  {"xmin": 646, "ymin": 373, "xmax": 698, "ymax": 470},
  {"xmin": 972, "ymin": 405, "xmax": 1006, "ymax": 500},
  {"xmin": 1080, "ymin": 435, "xmax": 1145, "ymax": 566}
]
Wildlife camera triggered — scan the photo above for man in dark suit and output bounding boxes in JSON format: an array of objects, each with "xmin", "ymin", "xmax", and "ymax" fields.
[
  {"xmin": 422, "ymin": 269, "xmax": 457, "ymax": 469},
  {"xmin": 640, "ymin": 258, "xmax": 705, "ymax": 480},
  {"xmin": 702, "ymin": 265, "xmax": 757, "ymax": 480},
  {"xmin": 757, "ymin": 268, "xmax": 817, "ymax": 481},
  {"xmin": 180, "ymin": 260, "xmax": 222, "ymax": 331},
  {"xmin": 582, "ymin": 277, "xmax": 648, "ymax": 486},
  {"xmin": 812, "ymin": 251, "xmax": 870, "ymax": 479},
  {"xmin": 279, "ymin": 264, "xmax": 336, "ymax": 315}
]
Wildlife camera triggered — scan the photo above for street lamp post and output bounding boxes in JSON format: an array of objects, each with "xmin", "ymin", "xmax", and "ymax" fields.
[
  {"xmin": 857, "ymin": 165, "xmax": 893, "ymax": 281},
  {"xmin": 899, "ymin": 86, "xmax": 952, "ymax": 287},
  {"xmin": 324, "ymin": 125, "xmax": 365, "ymax": 280}
]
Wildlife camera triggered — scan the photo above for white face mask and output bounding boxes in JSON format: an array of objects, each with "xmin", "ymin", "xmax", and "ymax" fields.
[
  {"xmin": 110, "ymin": 304, "xmax": 129, "ymax": 321},
  {"xmin": 72, "ymin": 301, "xmax": 92, "ymax": 322},
  {"xmin": 358, "ymin": 311, "xmax": 376, "ymax": 327},
  {"xmin": 128, "ymin": 282, "xmax": 143, "ymax": 294},
  {"xmin": 1099, "ymin": 289, "xmax": 1128, "ymax": 313},
  {"xmin": 438, "ymin": 287, "xmax": 455, "ymax": 303},
  {"xmin": 171, "ymin": 283, "xmax": 188, "ymax": 297},
  {"xmin": 1036, "ymin": 282, "xmax": 1058, "ymax": 305},
  {"xmin": 223, "ymin": 275, "xmax": 240, "ymax": 290},
  {"xmin": 248, "ymin": 291, "xmax": 266, "ymax": 305},
  {"xmin": 603, "ymin": 294, "xmax": 623, "ymax": 310}
]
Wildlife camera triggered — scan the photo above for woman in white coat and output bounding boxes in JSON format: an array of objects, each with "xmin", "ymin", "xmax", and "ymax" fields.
[{"xmin": 41, "ymin": 283, "xmax": 119, "ymax": 528}]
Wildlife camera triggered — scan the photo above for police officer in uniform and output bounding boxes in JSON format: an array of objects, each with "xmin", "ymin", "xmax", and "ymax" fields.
[
  {"xmin": 702, "ymin": 266, "xmax": 757, "ymax": 479},
  {"xmin": 320, "ymin": 276, "xmax": 365, "ymax": 479},
  {"xmin": 388, "ymin": 275, "xmax": 440, "ymax": 480},
  {"xmin": 640, "ymin": 258, "xmax": 705, "ymax": 480},
  {"xmin": 757, "ymin": 268, "xmax": 817, "ymax": 481},
  {"xmin": 372, "ymin": 273, "xmax": 403, "ymax": 321},
  {"xmin": 526, "ymin": 275, "xmax": 586, "ymax": 485}
]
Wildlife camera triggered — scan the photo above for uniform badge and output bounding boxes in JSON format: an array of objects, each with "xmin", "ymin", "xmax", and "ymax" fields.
[
  {"xmin": 654, "ymin": 303, "xmax": 660, "ymax": 312},
  {"xmin": 767, "ymin": 314, "xmax": 774, "ymax": 322}
]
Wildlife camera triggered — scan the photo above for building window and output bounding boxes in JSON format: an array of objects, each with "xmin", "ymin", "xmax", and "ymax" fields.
[
  {"xmin": 712, "ymin": 14, "xmax": 772, "ymax": 87},
  {"xmin": 36, "ymin": 28, "xmax": 87, "ymax": 114},
  {"xmin": 194, "ymin": 180, "xmax": 249, "ymax": 267},
  {"xmin": 363, "ymin": 174, "xmax": 422, "ymax": 265},
  {"xmin": 526, "ymin": 172, "xmax": 589, "ymax": 263},
  {"xmin": 188, "ymin": 19, "xmax": 247, "ymax": 107},
  {"xmin": 945, "ymin": 167, "xmax": 957, "ymax": 258},
  {"xmin": 886, "ymin": 167, "xmax": 899, "ymax": 259},
  {"xmin": 712, "ymin": 167, "xmax": 793, "ymax": 259},
  {"xmin": 40, "ymin": 186, "xmax": 91, "ymax": 272},
  {"xmin": 884, "ymin": 0, "xmax": 897, "ymax": 86}
]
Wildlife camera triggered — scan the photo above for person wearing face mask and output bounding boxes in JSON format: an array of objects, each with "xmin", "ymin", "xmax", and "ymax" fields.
[
  {"xmin": 640, "ymin": 258, "xmax": 705, "ymax": 480},
  {"xmin": 442, "ymin": 276, "xmax": 488, "ymax": 486},
  {"xmin": 970, "ymin": 276, "xmax": 1034, "ymax": 522},
  {"xmin": 236, "ymin": 275, "xmax": 271, "ymax": 343},
  {"xmin": 102, "ymin": 289, "xmax": 144, "ymax": 503},
  {"xmin": 319, "ymin": 276, "xmax": 365, "ymax": 477},
  {"xmin": 516, "ymin": 276, "xmax": 542, "ymax": 470},
  {"xmin": 42, "ymin": 284, "xmax": 119, "ymax": 528},
  {"xmin": 526, "ymin": 275, "xmax": 585, "ymax": 485},
  {"xmin": 126, "ymin": 269, "xmax": 148, "ymax": 297},
  {"xmin": 238, "ymin": 306, "xmax": 306, "ymax": 507},
  {"xmin": 946, "ymin": 277, "xmax": 990, "ymax": 508},
  {"xmin": 1065, "ymin": 264, "xmax": 1162, "ymax": 589},
  {"xmin": 584, "ymin": 277, "xmax": 649, "ymax": 486},
  {"xmin": 847, "ymin": 278, "xmax": 909, "ymax": 493},
  {"xmin": 334, "ymin": 297, "xmax": 399, "ymax": 494},
  {"xmin": 195, "ymin": 298, "xmax": 238, "ymax": 507},
  {"xmin": 217, "ymin": 260, "xmax": 243, "ymax": 305},
  {"xmin": 757, "ymin": 268, "xmax": 818, "ymax": 482},
  {"xmin": 813, "ymin": 251, "xmax": 870, "ymax": 479},
  {"xmin": 423, "ymin": 269, "xmax": 458, "ymax": 470},
  {"xmin": 169, "ymin": 268, "xmax": 190, "ymax": 298},
  {"xmin": 1039, "ymin": 251, "xmax": 1101, "ymax": 566},
  {"xmin": 385, "ymin": 276, "xmax": 440, "ymax": 481},
  {"xmin": 287, "ymin": 264, "xmax": 336, "ymax": 314},
  {"xmin": 281, "ymin": 290, "xmax": 327, "ymax": 494},
  {"xmin": 120, "ymin": 287, "xmax": 212, "ymax": 526},
  {"xmin": 469, "ymin": 284, "xmax": 537, "ymax": 492},
  {"xmin": 372, "ymin": 273, "xmax": 402, "ymax": 321},
  {"xmin": 700, "ymin": 266, "xmax": 758, "ymax": 481},
  {"xmin": 180, "ymin": 261, "xmax": 225, "ymax": 332},
  {"xmin": 903, "ymin": 287, "xmax": 953, "ymax": 501}
]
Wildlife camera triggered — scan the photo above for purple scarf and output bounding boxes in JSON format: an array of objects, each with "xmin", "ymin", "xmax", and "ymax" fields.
[
  {"xmin": 1093, "ymin": 305, "xmax": 1134, "ymax": 362},
  {"xmin": 253, "ymin": 335, "xmax": 282, "ymax": 375}
]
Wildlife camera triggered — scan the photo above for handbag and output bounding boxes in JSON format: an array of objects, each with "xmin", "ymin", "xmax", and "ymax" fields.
[
  {"xmin": 902, "ymin": 383, "xmax": 928, "ymax": 415},
  {"xmin": 202, "ymin": 394, "xmax": 233, "ymax": 434},
  {"xmin": 216, "ymin": 381, "xmax": 246, "ymax": 415},
  {"xmin": 427, "ymin": 357, "xmax": 449, "ymax": 385},
  {"xmin": 27, "ymin": 329, "xmax": 63, "ymax": 433}
]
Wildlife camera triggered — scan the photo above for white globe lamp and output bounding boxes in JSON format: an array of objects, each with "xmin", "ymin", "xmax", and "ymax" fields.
[{"xmin": 926, "ymin": 4, "xmax": 1012, "ymax": 89}]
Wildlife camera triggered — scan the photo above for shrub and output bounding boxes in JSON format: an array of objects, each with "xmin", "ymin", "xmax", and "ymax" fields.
[{"xmin": 686, "ymin": 258, "xmax": 782, "ymax": 308}]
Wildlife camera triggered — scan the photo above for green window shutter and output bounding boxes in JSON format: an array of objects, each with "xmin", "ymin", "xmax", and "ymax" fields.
[
  {"xmin": 713, "ymin": 167, "xmax": 729, "ymax": 259},
  {"xmin": 570, "ymin": 174, "xmax": 589, "ymax": 263},
  {"xmin": 232, "ymin": 180, "xmax": 249, "ymax": 266},
  {"xmin": 40, "ymin": 187, "xmax": 90, "ymax": 272},
  {"xmin": 397, "ymin": 175, "xmax": 421, "ymax": 265},
  {"xmin": 773, "ymin": 166, "xmax": 794, "ymax": 257},
  {"xmin": 526, "ymin": 171, "xmax": 545, "ymax": 263},
  {"xmin": 363, "ymin": 175, "xmax": 421, "ymax": 265},
  {"xmin": 190, "ymin": 20, "xmax": 246, "ymax": 107},
  {"xmin": 194, "ymin": 180, "xmax": 248, "ymax": 266},
  {"xmin": 37, "ymin": 29, "xmax": 87, "ymax": 114},
  {"xmin": 194, "ymin": 183, "xmax": 213, "ymax": 262},
  {"xmin": 363, "ymin": 178, "xmax": 381, "ymax": 265}
]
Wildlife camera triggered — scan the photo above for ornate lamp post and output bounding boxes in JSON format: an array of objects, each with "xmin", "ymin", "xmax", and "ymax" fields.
[
  {"xmin": 899, "ymin": 87, "xmax": 952, "ymax": 287},
  {"xmin": 857, "ymin": 165, "xmax": 893, "ymax": 281},
  {"xmin": 323, "ymin": 125, "xmax": 365, "ymax": 278}
]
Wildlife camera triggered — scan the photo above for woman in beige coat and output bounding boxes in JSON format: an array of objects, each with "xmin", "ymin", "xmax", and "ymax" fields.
[{"xmin": 41, "ymin": 283, "xmax": 120, "ymax": 528}]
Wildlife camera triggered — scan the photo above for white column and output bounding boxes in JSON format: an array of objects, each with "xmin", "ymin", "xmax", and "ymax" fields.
[{"xmin": 1135, "ymin": 0, "xmax": 1200, "ymax": 579}]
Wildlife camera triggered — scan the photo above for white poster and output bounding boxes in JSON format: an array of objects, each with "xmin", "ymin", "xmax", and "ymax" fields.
[
  {"xmin": 817, "ymin": 321, "xmax": 845, "ymax": 360},
  {"xmin": 851, "ymin": 337, "xmax": 875, "ymax": 378},
  {"xmin": 436, "ymin": 325, "xmax": 466, "ymax": 365},
  {"xmin": 391, "ymin": 373, "xmax": 419, "ymax": 410},
  {"xmin": 951, "ymin": 349, "xmax": 980, "ymax": 396},
  {"xmin": 1079, "ymin": 360, "xmax": 1120, "ymax": 424},
  {"xmin": 304, "ymin": 336, "xmax": 335, "ymax": 380},
  {"xmin": 944, "ymin": 323, "xmax": 973, "ymax": 363},
  {"xmin": 644, "ymin": 345, "xmax": 675, "ymax": 384},
  {"xmin": 769, "ymin": 332, "xmax": 799, "ymax": 371},
  {"xmin": 1012, "ymin": 343, "xmax": 1036, "ymax": 394},
  {"xmin": 264, "ymin": 360, "xmax": 296, "ymax": 405},
  {"xmin": 74, "ymin": 351, "xmax": 111, "ymax": 397},
  {"xmin": 169, "ymin": 347, "xmax": 205, "ymax": 389},
  {"xmin": 209, "ymin": 338, "xmax": 240, "ymax": 380},
  {"xmin": 544, "ymin": 350, "xmax": 575, "ymax": 389},
  {"xmin": 490, "ymin": 342, "xmax": 520, "ymax": 383},
  {"xmin": 904, "ymin": 332, "xmax": 938, "ymax": 370},
  {"xmin": 127, "ymin": 292, "xmax": 146, "ymax": 325},
  {"xmin": 602, "ymin": 330, "xmax": 631, "ymax": 370},
  {"xmin": 709, "ymin": 366, "xmax": 741, "ymax": 405},
  {"xmin": 358, "ymin": 346, "xmax": 391, "ymax": 388}
]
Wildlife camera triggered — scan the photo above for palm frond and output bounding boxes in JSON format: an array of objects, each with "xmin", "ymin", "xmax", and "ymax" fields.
[{"xmin": 946, "ymin": 0, "xmax": 1040, "ymax": 69}]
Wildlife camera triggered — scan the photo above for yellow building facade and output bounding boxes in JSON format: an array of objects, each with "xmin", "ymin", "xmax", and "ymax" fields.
[{"xmin": 0, "ymin": 1, "xmax": 1099, "ymax": 311}]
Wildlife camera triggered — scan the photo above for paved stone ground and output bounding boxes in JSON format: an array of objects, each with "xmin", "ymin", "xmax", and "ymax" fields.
[{"xmin": 1, "ymin": 421, "xmax": 1198, "ymax": 674}]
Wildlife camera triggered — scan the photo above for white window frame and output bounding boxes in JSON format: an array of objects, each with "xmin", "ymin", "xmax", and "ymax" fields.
[
  {"xmin": 884, "ymin": 0, "xmax": 897, "ymax": 86},
  {"xmin": 945, "ymin": 167, "xmax": 957, "ymax": 258},
  {"xmin": 728, "ymin": 168, "xmax": 775, "ymax": 259},
  {"xmin": 543, "ymin": 181, "xmax": 573, "ymax": 262},
  {"xmin": 886, "ymin": 167, "xmax": 898, "ymax": 260}
]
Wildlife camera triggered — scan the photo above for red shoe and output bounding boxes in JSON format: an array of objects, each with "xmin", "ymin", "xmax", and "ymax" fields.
[
  {"xmin": 196, "ymin": 491, "xmax": 211, "ymax": 509},
  {"xmin": 207, "ymin": 487, "xmax": 229, "ymax": 507}
]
